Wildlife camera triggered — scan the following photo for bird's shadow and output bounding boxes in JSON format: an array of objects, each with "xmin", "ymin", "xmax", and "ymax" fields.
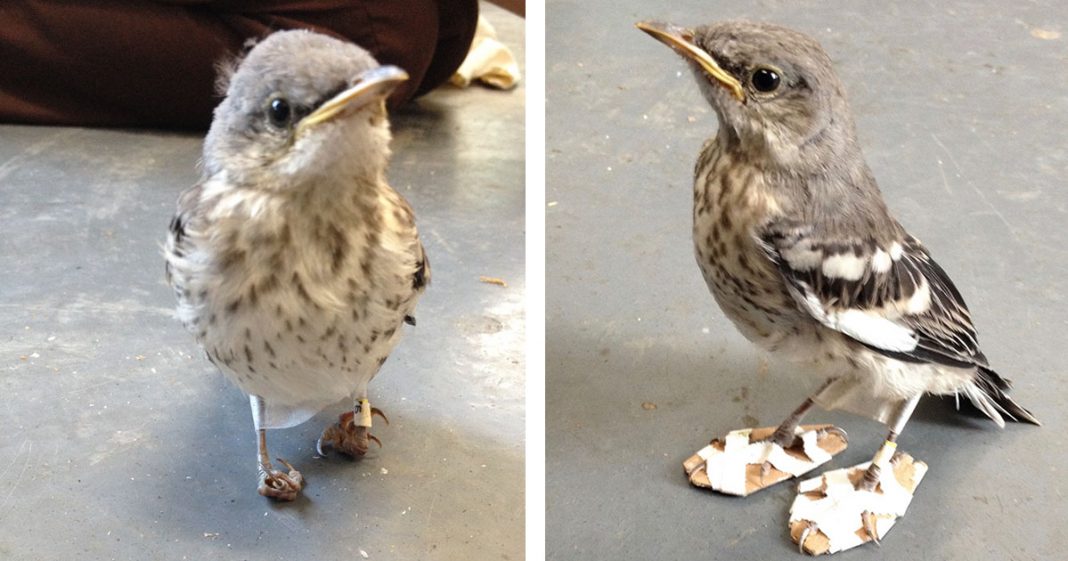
[
  {"xmin": 913, "ymin": 394, "xmax": 994, "ymax": 429},
  {"xmin": 393, "ymin": 97, "xmax": 452, "ymax": 123},
  {"xmin": 391, "ymin": 96, "xmax": 458, "ymax": 137}
]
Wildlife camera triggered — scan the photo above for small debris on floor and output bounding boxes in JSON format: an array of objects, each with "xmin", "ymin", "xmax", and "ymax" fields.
[
  {"xmin": 641, "ymin": 401, "xmax": 657, "ymax": 410},
  {"xmin": 1031, "ymin": 28, "xmax": 1061, "ymax": 40},
  {"xmin": 479, "ymin": 276, "xmax": 507, "ymax": 287},
  {"xmin": 359, "ymin": 549, "xmax": 369, "ymax": 558}
]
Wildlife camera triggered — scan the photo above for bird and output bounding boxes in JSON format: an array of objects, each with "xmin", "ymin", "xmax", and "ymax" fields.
[
  {"xmin": 164, "ymin": 29, "xmax": 429, "ymax": 501},
  {"xmin": 636, "ymin": 19, "xmax": 1038, "ymax": 547}
]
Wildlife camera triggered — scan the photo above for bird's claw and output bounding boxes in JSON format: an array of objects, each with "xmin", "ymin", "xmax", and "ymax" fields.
[
  {"xmin": 797, "ymin": 521, "xmax": 818, "ymax": 555},
  {"xmin": 816, "ymin": 426, "xmax": 848, "ymax": 444},
  {"xmin": 317, "ymin": 411, "xmax": 384, "ymax": 458},
  {"xmin": 371, "ymin": 406, "xmax": 390, "ymax": 425},
  {"xmin": 257, "ymin": 458, "xmax": 304, "ymax": 501},
  {"xmin": 861, "ymin": 511, "xmax": 881, "ymax": 545},
  {"xmin": 759, "ymin": 460, "xmax": 773, "ymax": 485}
]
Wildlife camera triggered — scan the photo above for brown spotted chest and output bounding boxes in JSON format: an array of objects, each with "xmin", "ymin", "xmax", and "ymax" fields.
[{"xmin": 692, "ymin": 139, "xmax": 802, "ymax": 345}]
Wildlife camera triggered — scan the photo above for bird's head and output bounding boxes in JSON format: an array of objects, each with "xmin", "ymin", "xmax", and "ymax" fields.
[
  {"xmin": 637, "ymin": 20, "xmax": 857, "ymax": 170},
  {"xmin": 203, "ymin": 29, "xmax": 407, "ymax": 188}
]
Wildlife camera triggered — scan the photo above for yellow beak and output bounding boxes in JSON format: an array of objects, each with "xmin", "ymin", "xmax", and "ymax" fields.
[
  {"xmin": 636, "ymin": 21, "xmax": 746, "ymax": 103},
  {"xmin": 298, "ymin": 65, "xmax": 409, "ymax": 131}
]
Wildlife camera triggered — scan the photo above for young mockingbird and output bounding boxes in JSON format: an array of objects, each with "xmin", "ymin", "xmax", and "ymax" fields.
[
  {"xmin": 638, "ymin": 19, "xmax": 1038, "ymax": 545},
  {"xmin": 165, "ymin": 30, "xmax": 428, "ymax": 500}
]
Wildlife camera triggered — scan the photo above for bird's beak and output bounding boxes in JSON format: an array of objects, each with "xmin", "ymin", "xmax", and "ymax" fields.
[
  {"xmin": 298, "ymin": 65, "xmax": 409, "ymax": 131},
  {"xmin": 636, "ymin": 21, "xmax": 746, "ymax": 103}
]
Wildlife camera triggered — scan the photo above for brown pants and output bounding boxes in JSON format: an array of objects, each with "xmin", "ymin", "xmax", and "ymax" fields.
[{"xmin": 0, "ymin": 0, "xmax": 479, "ymax": 129}]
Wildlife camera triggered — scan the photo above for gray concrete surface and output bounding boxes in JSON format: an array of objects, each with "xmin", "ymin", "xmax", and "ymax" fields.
[
  {"xmin": 0, "ymin": 5, "xmax": 523, "ymax": 560},
  {"xmin": 547, "ymin": 2, "xmax": 1067, "ymax": 559}
]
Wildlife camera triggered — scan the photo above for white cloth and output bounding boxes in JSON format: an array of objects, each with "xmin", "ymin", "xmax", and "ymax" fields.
[{"xmin": 451, "ymin": 15, "xmax": 521, "ymax": 89}]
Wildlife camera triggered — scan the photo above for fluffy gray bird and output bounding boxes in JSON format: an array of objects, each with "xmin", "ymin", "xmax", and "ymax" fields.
[
  {"xmin": 165, "ymin": 30, "xmax": 428, "ymax": 501},
  {"xmin": 637, "ymin": 19, "xmax": 1038, "ymax": 541}
]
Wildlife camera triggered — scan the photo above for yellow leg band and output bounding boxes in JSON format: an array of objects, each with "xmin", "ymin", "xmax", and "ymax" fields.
[
  {"xmin": 872, "ymin": 440, "xmax": 897, "ymax": 466},
  {"xmin": 357, "ymin": 398, "xmax": 373, "ymax": 428}
]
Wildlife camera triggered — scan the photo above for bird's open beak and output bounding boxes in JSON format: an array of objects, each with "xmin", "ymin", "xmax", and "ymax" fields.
[
  {"xmin": 299, "ymin": 65, "xmax": 409, "ymax": 131},
  {"xmin": 636, "ymin": 21, "xmax": 746, "ymax": 103}
]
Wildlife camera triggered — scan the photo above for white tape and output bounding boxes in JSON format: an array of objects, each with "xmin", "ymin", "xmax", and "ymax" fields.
[
  {"xmin": 801, "ymin": 429, "xmax": 833, "ymax": 465},
  {"xmin": 723, "ymin": 429, "xmax": 753, "ymax": 452},
  {"xmin": 798, "ymin": 476, "xmax": 823, "ymax": 494},
  {"xmin": 696, "ymin": 444, "xmax": 718, "ymax": 462},
  {"xmin": 704, "ymin": 431, "xmax": 754, "ymax": 495}
]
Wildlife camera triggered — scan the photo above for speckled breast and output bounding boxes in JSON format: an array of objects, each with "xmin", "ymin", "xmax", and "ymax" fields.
[
  {"xmin": 691, "ymin": 140, "xmax": 803, "ymax": 347},
  {"xmin": 204, "ymin": 269, "xmax": 413, "ymax": 403},
  {"xmin": 189, "ymin": 194, "xmax": 423, "ymax": 407}
]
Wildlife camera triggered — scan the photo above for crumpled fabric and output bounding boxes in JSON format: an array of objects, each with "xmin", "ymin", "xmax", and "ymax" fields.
[{"xmin": 451, "ymin": 15, "xmax": 521, "ymax": 90}]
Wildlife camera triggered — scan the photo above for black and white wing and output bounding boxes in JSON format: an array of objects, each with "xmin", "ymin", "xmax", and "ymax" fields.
[
  {"xmin": 760, "ymin": 224, "xmax": 1038, "ymax": 425},
  {"xmin": 761, "ymin": 227, "xmax": 984, "ymax": 368},
  {"xmin": 164, "ymin": 182, "xmax": 213, "ymax": 340},
  {"xmin": 164, "ymin": 183, "xmax": 204, "ymax": 287}
]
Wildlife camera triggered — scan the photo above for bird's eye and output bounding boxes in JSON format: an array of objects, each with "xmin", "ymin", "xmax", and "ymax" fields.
[
  {"xmin": 750, "ymin": 67, "xmax": 781, "ymax": 93},
  {"xmin": 268, "ymin": 97, "xmax": 292, "ymax": 128}
]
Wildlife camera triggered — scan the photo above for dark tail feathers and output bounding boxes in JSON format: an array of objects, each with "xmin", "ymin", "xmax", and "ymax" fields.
[{"xmin": 972, "ymin": 367, "xmax": 1041, "ymax": 426}]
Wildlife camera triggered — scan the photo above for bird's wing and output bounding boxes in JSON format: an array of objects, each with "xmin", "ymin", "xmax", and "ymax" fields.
[
  {"xmin": 411, "ymin": 236, "xmax": 430, "ymax": 291},
  {"xmin": 164, "ymin": 182, "xmax": 205, "ymax": 286},
  {"xmin": 760, "ymin": 226, "xmax": 987, "ymax": 369}
]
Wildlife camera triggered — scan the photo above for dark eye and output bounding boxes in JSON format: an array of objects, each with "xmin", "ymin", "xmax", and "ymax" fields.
[
  {"xmin": 750, "ymin": 67, "xmax": 781, "ymax": 93},
  {"xmin": 268, "ymin": 97, "xmax": 291, "ymax": 127}
]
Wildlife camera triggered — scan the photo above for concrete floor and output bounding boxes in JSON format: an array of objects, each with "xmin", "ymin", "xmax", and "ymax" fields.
[
  {"xmin": 548, "ymin": 1, "xmax": 1067, "ymax": 560},
  {"xmin": 0, "ymin": 5, "xmax": 523, "ymax": 560}
]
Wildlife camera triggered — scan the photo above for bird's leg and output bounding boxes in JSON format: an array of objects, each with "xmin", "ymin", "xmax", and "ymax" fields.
[
  {"xmin": 760, "ymin": 379, "xmax": 845, "ymax": 481},
  {"xmin": 768, "ymin": 395, "xmax": 817, "ymax": 448},
  {"xmin": 857, "ymin": 394, "xmax": 921, "ymax": 544},
  {"xmin": 317, "ymin": 397, "xmax": 389, "ymax": 458},
  {"xmin": 250, "ymin": 395, "xmax": 303, "ymax": 501},
  {"xmin": 857, "ymin": 431, "xmax": 899, "ymax": 494},
  {"xmin": 767, "ymin": 377, "xmax": 841, "ymax": 446}
]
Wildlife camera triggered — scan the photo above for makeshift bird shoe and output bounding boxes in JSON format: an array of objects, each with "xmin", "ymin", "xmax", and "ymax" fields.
[
  {"xmin": 683, "ymin": 425, "xmax": 848, "ymax": 496},
  {"xmin": 789, "ymin": 451, "xmax": 927, "ymax": 555}
]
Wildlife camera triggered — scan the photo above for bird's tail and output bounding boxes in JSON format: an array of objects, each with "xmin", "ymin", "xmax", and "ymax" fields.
[{"xmin": 961, "ymin": 367, "xmax": 1041, "ymax": 427}]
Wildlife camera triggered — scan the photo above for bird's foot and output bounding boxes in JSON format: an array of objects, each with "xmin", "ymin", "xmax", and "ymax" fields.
[
  {"xmin": 316, "ymin": 408, "xmax": 389, "ymax": 458},
  {"xmin": 683, "ymin": 424, "xmax": 847, "ymax": 496},
  {"xmin": 789, "ymin": 451, "xmax": 927, "ymax": 555},
  {"xmin": 257, "ymin": 458, "xmax": 304, "ymax": 501}
]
